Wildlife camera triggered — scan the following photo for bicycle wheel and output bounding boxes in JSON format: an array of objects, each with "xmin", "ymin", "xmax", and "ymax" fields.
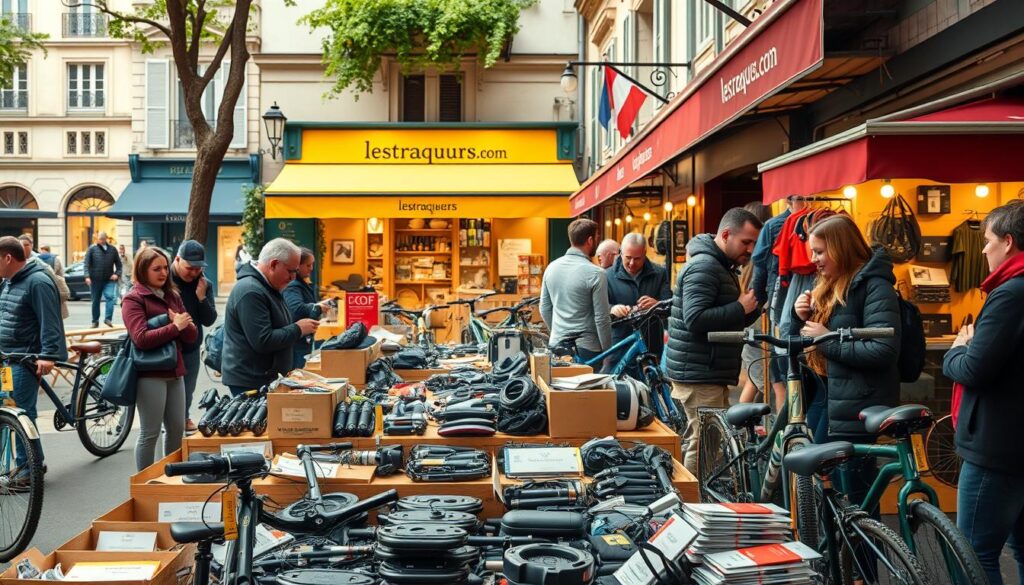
[
  {"xmin": 839, "ymin": 516, "xmax": 931, "ymax": 585},
  {"xmin": 697, "ymin": 409, "xmax": 745, "ymax": 503},
  {"xmin": 0, "ymin": 410, "xmax": 44, "ymax": 561},
  {"xmin": 787, "ymin": 443, "xmax": 819, "ymax": 549},
  {"xmin": 907, "ymin": 500, "xmax": 986, "ymax": 585},
  {"xmin": 75, "ymin": 357, "xmax": 135, "ymax": 457},
  {"xmin": 924, "ymin": 415, "xmax": 960, "ymax": 488}
]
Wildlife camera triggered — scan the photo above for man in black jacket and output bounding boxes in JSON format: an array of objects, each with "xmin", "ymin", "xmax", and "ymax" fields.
[
  {"xmin": 222, "ymin": 238, "xmax": 320, "ymax": 394},
  {"xmin": 943, "ymin": 200, "xmax": 1024, "ymax": 584},
  {"xmin": 284, "ymin": 247, "xmax": 332, "ymax": 369},
  {"xmin": 83, "ymin": 231, "xmax": 122, "ymax": 328},
  {"xmin": 606, "ymin": 233, "xmax": 672, "ymax": 371},
  {"xmin": 666, "ymin": 207, "xmax": 762, "ymax": 474},
  {"xmin": 171, "ymin": 240, "xmax": 218, "ymax": 432}
]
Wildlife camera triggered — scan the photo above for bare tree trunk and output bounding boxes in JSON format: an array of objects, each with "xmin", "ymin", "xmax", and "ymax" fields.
[{"xmin": 184, "ymin": 139, "xmax": 231, "ymax": 243}]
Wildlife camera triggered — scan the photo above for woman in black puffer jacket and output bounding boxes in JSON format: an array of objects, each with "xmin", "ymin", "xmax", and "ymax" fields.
[{"xmin": 791, "ymin": 215, "xmax": 901, "ymax": 508}]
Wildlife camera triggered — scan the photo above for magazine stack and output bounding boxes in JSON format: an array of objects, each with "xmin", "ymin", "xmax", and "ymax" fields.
[
  {"xmin": 681, "ymin": 503, "xmax": 793, "ymax": 563},
  {"xmin": 691, "ymin": 541, "xmax": 821, "ymax": 585}
]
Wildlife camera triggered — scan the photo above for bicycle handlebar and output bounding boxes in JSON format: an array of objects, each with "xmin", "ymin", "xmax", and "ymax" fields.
[
  {"xmin": 165, "ymin": 452, "xmax": 268, "ymax": 479},
  {"xmin": 609, "ymin": 298, "xmax": 673, "ymax": 327},
  {"xmin": 707, "ymin": 327, "xmax": 895, "ymax": 350}
]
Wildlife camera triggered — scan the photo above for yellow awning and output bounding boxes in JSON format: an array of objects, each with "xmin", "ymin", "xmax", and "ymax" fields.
[
  {"xmin": 265, "ymin": 163, "xmax": 579, "ymax": 195},
  {"xmin": 266, "ymin": 195, "xmax": 572, "ymax": 219}
]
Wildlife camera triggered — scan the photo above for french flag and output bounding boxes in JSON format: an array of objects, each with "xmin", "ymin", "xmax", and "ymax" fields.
[{"xmin": 599, "ymin": 66, "xmax": 648, "ymax": 140}]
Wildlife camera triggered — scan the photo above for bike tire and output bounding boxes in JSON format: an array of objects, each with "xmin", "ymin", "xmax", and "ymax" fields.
[
  {"xmin": 75, "ymin": 356, "xmax": 135, "ymax": 457},
  {"xmin": 907, "ymin": 500, "xmax": 987, "ymax": 585},
  {"xmin": 697, "ymin": 409, "xmax": 745, "ymax": 503},
  {"xmin": 0, "ymin": 410, "xmax": 44, "ymax": 562},
  {"xmin": 839, "ymin": 515, "xmax": 931, "ymax": 585},
  {"xmin": 924, "ymin": 415, "xmax": 960, "ymax": 488},
  {"xmin": 787, "ymin": 442, "xmax": 819, "ymax": 549}
]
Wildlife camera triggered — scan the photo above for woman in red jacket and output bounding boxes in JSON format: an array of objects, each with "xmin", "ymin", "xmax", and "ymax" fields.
[{"xmin": 121, "ymin": 248, "xmax": 197, "ymax": 471}]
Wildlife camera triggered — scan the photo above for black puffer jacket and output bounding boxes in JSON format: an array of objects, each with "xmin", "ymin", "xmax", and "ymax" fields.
[
  {"xmin": 665, "ymin": 234, "xmax": 759, "ymax": 385},
  {"xmin": 791, "ymin": 247, "xmax": 901, "ymax": 438},
  {"xmin": 0, "ymin": 261, "xmax": 67, "ymax": 360}
]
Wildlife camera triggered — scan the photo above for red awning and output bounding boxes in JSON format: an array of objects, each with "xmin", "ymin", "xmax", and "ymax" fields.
[{"xmin": 759, "ymin": 96, "xmax": 1024, "ymax": 203}]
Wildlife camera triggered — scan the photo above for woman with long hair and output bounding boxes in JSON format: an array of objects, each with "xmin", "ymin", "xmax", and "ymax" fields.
[
  {"xmin": 793, "ymin": 214, "xmax": 900, "ymax": 505},
  {"xmin": 121, "ymin": 248, "xmax": 197, "ymax": 471}
]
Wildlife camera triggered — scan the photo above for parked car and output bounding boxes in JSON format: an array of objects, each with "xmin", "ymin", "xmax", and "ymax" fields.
[{"xmin": 65, "ymin": 261, "xmax": 90, "ymax": 300}]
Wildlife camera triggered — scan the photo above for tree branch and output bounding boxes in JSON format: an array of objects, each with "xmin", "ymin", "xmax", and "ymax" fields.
[
  {"xmin": 199, "ymin": 25, "xmax": 233, "ymax": 88},
  {"xmin": 62, "ymin": 0, "xmax": 172, "ymax": 38},
  {"xmin": 213, "ymin": 0, "xmax": 251, "ymax": 146},
  {"xmin": 187, "ymin": 0, "xmax": 206, "ymax": 70}
]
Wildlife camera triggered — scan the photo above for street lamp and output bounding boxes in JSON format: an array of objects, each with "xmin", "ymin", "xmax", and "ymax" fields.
[
  {"xmin": 560, "ymin": 64, "xmax": 578, "ymax": 94},
  {"xmin": 262, "ymin": 101, "xmax": 287, "ymax": 160}
]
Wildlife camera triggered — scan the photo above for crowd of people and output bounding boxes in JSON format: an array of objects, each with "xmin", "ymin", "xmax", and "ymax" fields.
[{"xmin": 1, "ymin": 200, "xmax": 1023, "ymax": 581}]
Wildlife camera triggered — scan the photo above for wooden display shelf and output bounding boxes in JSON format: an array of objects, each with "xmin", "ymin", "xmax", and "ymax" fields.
[
  {"xmin": 395, "ymin": 251, "xmax": 451, "ymax": 255},
  {"xmin": 395, "ymin": 280, "xmax": 451, "ymax": 284},
  {"xmin": 394, "ymin": 229, "xmax": 452, "ymax": 234}
]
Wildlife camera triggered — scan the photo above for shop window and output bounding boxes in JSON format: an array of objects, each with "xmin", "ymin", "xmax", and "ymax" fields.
[
  {"xmin": 0, "ymin": 64, "xmax": 27, "ymax": 110},
  {"xmin": 68, "ymin": 63, "xmax": 105, "ymax": 111},
  {"xmin": 1, "ymin": 130, "xmax": 29, "ymax": 156},
  {"xmin": 695, "ymin": 0, "xmax": 714, "ymax": 48},
  {"xmin": 65, "ymin": 130, "xmax": 107, "ymax": 156},
  {"xmin": 65, "ymin": 187, "xmax": 115, "ymax": 263},
  {"xmin": 0, "ymin": 185, "xmax": 38, "ymax": 241},
  {"xmin": 400, "ymin": 72, "xmax": 464, "ymax": 122}
]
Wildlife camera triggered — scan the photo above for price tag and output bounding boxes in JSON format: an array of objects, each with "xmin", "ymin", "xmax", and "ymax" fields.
[
  {"xmin": 0, "ymin": 367, "xmax": 12, "ymax": 392},
  {"xmin": 910, "ymin": 433, "xmax": 929, "ymax": 473},
  {"xmin": 222, "ymin": 491, "xmax": 238, "ymax": 541}
]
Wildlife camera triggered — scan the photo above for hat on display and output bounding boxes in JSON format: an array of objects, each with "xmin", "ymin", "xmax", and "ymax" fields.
[{"xmin": 177, "ymin": 240, "xmax": 208, "ymax": 268}]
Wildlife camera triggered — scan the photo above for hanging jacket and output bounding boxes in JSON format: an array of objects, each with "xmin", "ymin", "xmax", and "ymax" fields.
[
  {"xmin": 665, "ymin": 234, "xmax": 760, "ymax": 385},
  {"xmin": 790, "ymin": 247, "xmax": 901, "ymax": 438}
]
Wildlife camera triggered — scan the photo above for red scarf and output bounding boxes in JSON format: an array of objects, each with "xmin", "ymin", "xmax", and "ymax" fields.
[{"xmin": 952, "ymin": 252, "xmax": 1024, "ymax": 428}]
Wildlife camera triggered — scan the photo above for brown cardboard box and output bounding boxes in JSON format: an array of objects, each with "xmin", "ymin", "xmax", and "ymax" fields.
[
  {"xmin": 537, "ymin": 376, "xmax": 616, "ymax": 438},
  {"xmin": 551, "ymin": 363, "xmax": 594, "ymax": 378},
  {"xmin": 319, "ymin": 339, "xmax": 382, "ymax": 385},
  {"xmin": 1, "ymin": 549, "xmax": 187, "ymax": 585},
  {"xmin": 59, "ymin": 523, "xmax": 181, "ymax": 552},
  {"xmin": 267, "ymin": 384, "xmax": 343, "ymax": 439},
  {"xmin": 529, "ymin": 353, "xmax": 551, "ymax": 384}
]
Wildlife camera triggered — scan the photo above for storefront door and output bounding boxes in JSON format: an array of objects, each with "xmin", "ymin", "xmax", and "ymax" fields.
[{"xmin": 217, "ymin": 225, "xmax": 243, "ymax": 296}]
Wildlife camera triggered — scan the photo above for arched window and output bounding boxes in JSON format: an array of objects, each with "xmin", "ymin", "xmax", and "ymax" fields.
[
  {"xmin": 0, "ymin": 185, "xmax": 38, "ymax": 210},
  {"xmin": 0, "ymin": 186, "xmax": 40, "ymax": 241},
  {"xmin": 67, "ymin": 186, "xmax": 114, "ymax": 213},
  {"xmin": 65, "ymin": 186, "xmax": 117, "ymax": 263}
]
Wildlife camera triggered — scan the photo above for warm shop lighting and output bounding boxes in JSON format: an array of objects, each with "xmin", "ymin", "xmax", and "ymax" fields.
[
  {"xmin": 975, "ymin": 184, "xmax": 990, "ymax": 198},
  {"xmin": 880, "ymin": 180, "xmax": 895, "ymax": 199},
  {"xmin": 614, "ymin": 217, "xmax": 622, "ymax": 226},
  {"xmin": 625, "ymin": 214, "xmax": 633, "ymax": 224},
  {"xmin": 687, "ymin": 195, "xmax": 697, "ymax": 207},
  {"xmin": 663, "ymin": 201, "xmax": 674, "ymax": 212},
  {"xmin": 843, "ymin": 185, "xmax": 857, "ymax": 199},
  {"xmin": 605, "ymin": 219, "xmax": 612, "ymax": 228},
  {"xmin": 643, "ymin": 211, "xmax": 652, "ymax": 222}
]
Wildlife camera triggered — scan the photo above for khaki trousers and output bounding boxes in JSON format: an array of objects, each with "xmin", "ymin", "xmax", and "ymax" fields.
[{"xmin": 671, "ymin": 382, "xmax": 730, "ymax": 476}]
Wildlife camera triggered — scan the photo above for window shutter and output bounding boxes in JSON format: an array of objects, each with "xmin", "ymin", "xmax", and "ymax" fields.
[
  {"xmin": 402, "ymin": 75, "xmax": 425, "ymax": 122},
  {"xmin": 230, "ymin": 61, "xmax": 246, "ymax": 148},
  {"xmin": 145, "ymin": 59, "xmax": 169, "ymax": 148},
  {"xmin": 438, "ymin": 74, "xmax": 462, "ymax": 122}
]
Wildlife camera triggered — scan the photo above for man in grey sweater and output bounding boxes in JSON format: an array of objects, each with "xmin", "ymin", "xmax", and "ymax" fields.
[{"xmin": 540, "ymin": 219, "xmax": 612, "ymax": 363}]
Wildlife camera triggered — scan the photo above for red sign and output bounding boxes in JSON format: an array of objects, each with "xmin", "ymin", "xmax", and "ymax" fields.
[
  {"xmin": 345, "ymin": 292, "xmax": 379, "ymax": 329},
  {"xmin": 570, "ymin": 0, "xmax": 824, "ymax": 214}
]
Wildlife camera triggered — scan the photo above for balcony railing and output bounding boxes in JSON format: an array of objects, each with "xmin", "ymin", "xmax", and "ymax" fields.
[
  {"xmin": 0, "ymin": 90, "xmax": 28, "ymax": 111},
  {"xmin": 68, "ymin": 91, "xmax": 105, "ymax": 110},
  {"xmin": 63, "ymin": 13, "xmax": 107, "ymax": 37},
  {"xmin": 1, "ymin": 13, "xmax": 31, "ymax": 32},
  {"xmin": 172, "ymin": 119, "xmax": 197, "ymax": 149}
]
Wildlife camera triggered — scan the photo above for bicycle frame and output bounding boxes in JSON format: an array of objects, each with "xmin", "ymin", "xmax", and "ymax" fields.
[
  {"xmin": 573, "ymin": 330, "xmax": 646, "ymax": 375},
  {"xmin": 6, "ymin": 359, "xmax": 90, "ymax": 429},
  {"xmin": 851, "ymin": 441, "xmax": 939, "ymax": 547}
]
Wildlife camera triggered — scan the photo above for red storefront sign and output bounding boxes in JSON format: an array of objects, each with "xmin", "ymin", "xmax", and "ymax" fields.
[
  {"xmin": 345, "ymin": 292, "xmax": 380, "ymax": 329},
  {"xmin": 570, "ymin": 0, "xmax": 824, "ymax": 215}
]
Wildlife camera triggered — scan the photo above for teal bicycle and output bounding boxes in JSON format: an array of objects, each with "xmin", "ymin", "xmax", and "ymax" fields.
[{"xmin": 449, "ymin": 293, "xmax": 546, "ymax": 349}]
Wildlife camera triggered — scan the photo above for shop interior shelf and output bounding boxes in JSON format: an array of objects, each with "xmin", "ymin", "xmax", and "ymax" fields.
[
  {"xmin": 395, "ymin": 251, "xmax": 452, "ymax": 255},
  {"xmin": 394, "ymin": 229, "xmax": 452, "ymax": 233},
  {"xmin": 395, "ymin": 279, "xmax": 452, "ymax": 284}
]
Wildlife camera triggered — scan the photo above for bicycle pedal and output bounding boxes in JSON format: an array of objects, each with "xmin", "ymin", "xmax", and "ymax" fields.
[{"xmin": 53, "ymin": 410, "xmax": 69, "ymax": 431}]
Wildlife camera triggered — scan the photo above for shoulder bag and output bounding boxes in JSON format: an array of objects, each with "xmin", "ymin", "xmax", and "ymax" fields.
[
  {"xmin": 100, "ymin": 336, "xmax": 137, "ymax": 406},
  {"xmin": 130, "ymin": 314, "xmax": 179, "ymax": 371}
]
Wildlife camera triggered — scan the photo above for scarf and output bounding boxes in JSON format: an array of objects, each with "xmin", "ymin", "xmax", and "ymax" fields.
[{"xmin": 952, "ymin": 252, "xmax": 1024, "ymax": 428}]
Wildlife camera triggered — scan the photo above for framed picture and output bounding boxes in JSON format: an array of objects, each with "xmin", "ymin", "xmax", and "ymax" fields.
[{"xmin": 332, "ymin": 239, "xmax": 355, "ymax": 264}]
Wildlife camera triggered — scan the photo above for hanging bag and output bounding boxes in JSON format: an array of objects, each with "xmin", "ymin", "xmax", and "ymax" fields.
[
  {"xmin": 100, "ymin": 336, "xmax": 137, "ymax": 407},
  {"xmin": 130, "ymin": 314, "xmax": 178, "ymax": 371},
  {"xmin": 870, "ymin": 194, "xmax": 922, "ymax": 263}
]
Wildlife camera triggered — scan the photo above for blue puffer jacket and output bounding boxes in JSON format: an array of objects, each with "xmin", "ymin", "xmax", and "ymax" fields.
[{"xmin": 0, "ymin": 261, "xmax": 68, "ymax": 360}]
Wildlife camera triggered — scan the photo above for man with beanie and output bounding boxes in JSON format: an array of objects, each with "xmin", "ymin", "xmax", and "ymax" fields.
[{"xmin": 171, "ymin": 240, "xmax": 218, "ymax": 432}]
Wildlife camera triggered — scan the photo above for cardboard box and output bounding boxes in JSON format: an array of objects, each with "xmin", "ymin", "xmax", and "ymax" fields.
[
  {"xmin": 529, "ymin": 353, "xmax": 552, "ymax": 384},
  {"xmin": 267, "ymin": 384, "xmax": 343, "ymax": 439},
  {"xmin": 551, "ymin": 363, "xmax": 594, "ymax": 378},
  {"xmin": 537, "ymin": 376, "xmax": 616, "ymax": 438},
  {"xmin": 319, "ymin": 339, "xmax": 382, "ymax": 385},
  {"xmin": 1, "ymin": 549, "xmax": 188, "ymax": 585},
  {"xmin": 59, "ymin": 523, "xmax": 181, "ymax": 552}
]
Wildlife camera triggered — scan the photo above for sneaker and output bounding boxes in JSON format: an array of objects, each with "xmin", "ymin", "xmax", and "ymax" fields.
[
  {"xmin": 90, "ymin": 321, "xmax": 99, "ymax": 329},
  {"xmin": 104, "ymin": 320, "xmax": 114, "ymax": 327},
  {"xmin": 185, "ymin": 419, "xmax": 198, "ymax": 434}
]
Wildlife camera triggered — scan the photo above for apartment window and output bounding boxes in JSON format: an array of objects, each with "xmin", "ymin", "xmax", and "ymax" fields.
[
  {"xmin": 696, "ymin": 0, "xmax": 714, "ymax": 47},
  {"xmin": 1, "ymin": 130, "xmax": 29, "ymax": 156},
  {"xmin": 68, "ymin": 64, "xmax": 105, "ymax": 111},
  {"xmin": 0, "ymin": 64, "xmax": 27, "ymax": 110},
  {"xmin": 66, "ymin": 130, "xmax": 107, "ymax": 156},
  {"xmin": 146, "ymin": 59, "xmax": 246, "ymax": 150},
  {"xmin": 400, "ymin": 72, "xmax": 463, "ymax": 122},
  {"xmin": 64, "ymin": 3, "xmax": 107, "ymax": 37},
  {"xmin": 1, "ymin": 0, "xmax": 30, "ymax": 31}
]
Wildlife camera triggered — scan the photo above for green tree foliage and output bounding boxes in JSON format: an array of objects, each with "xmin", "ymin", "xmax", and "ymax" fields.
[
  {"xmin": 241, "ymin": 184, "xmax": 265, "ymax": 259},
  {"xmin": 0, "ymin": 15, "xmax": 47, "ymax": 88},
  {"xmin": 302, "ymin": 0, "xmax": 537, "ymax": 96}
]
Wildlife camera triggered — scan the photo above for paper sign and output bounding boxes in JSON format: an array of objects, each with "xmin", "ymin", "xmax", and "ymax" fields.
[
  {"xmin": 64, "ymin": 561, "xmax": 160, "ymax": 582},
  {"xmin": 221, "ymin": 441, "xmax": 274, "ymax": 459},
  {"xmin": 345, "ymin": 292, "xmax": 380, "ymax": 329},
  {"xmin": 95, "ymin": 531, "xmax": 158, "ymax": 552},
  {"xmin": 158, "ymin": 502, "xmax": 221, "ymax": 523},
  {"xmin": 281, "ymin": 408, "xmax": 313, "ymax": 423},
  {"xmin": 272, "ymin": 454, "xmax": 339, "ymax": 478},
  {"xmin": 498, "ymin": 239, "xmax": 532, "ymax": 276},
  {"xmin": 614, "ymin": 513, "xmax": 698, "ymax": 585},
  {"xmin": 505, "ymin": 447, "xmax": 581, "ymax": 476}
]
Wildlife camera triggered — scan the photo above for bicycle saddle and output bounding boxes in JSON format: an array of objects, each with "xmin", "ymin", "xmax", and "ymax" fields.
[
  {"xmin": 69, "ymin": 341, "xmax": 102, "ymax": 354},
  {"xmin": 783, "ymin": 442, "xmax": 854, "ymax": 477},
  {"xmin": 170, "ymin": 521, "xmax": 225, "ymax": 544},
  {"xmin": 859, "ymin": 404, "xmax": 933, "ymax": 437},
  {"xmin": 725, "ymin": 403, "xmax": 771, "ymax": 429}
]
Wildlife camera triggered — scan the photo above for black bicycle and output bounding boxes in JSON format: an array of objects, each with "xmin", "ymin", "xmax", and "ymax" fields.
[{"xmin": 165, "ymin": 444, "xmax": 398, "ymax": 585}]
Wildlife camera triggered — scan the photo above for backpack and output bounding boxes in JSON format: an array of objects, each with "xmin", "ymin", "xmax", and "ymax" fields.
[
  {"xmin": 869, "ymin": 194, "xmax": 922, "ymax": 263},
  {"xmin": 203, "ymin": 325, "xmax": 225, "ymax": 374},
  {"xmin": 895, "ymin": 291, "xmax": 926, "ymax": 383}
]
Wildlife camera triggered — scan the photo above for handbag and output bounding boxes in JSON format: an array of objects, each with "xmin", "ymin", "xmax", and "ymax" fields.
[
  {"xmin": 130, "ymin": 314, "xmax": 179, "ymax": 371},
  {"xmin": 869, "ymin": 194, "xmax": 922, "ymax": 263},
  {"xmin": 100, "ymin": 336, "xmax": 137, "ymax": 407}
]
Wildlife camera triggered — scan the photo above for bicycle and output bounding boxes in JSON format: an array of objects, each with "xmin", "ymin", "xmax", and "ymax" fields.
[
  {"xmin": 165, "ymin": 443, "xmax": 398, "ymax": 585},
  {"xmin": 381, "ymin": 302, "xmax": 450, "ymax": 349},
  {"xmin": 697, "ymin": 327, "xmax": 894, "ymax": 542},
  {"xmin": 548, "ymin": 299, "xmax": 684, "ymax": 433},
  {"xmin": 784, "ymin": 443, "xmax": 932, "ymax": 585},
  {"xmin": 923, "ymin": 414, "xmax": 960, "ymax": 488}
]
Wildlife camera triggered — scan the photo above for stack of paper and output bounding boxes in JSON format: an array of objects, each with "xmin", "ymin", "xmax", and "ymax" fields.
[
  {"xmin": 691, "ymin": 541, "xmax": 821, "ymax": 585},
  {"xmin": 550, "ymin": 373, "xmax": 613, "ymax": 390},
  {"xmin": 681, "ymin": 503, "xmax": 793, "ymax": 563}
]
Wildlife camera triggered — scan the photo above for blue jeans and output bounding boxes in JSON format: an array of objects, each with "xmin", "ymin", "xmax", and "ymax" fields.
[
  {"xmin": 11, "ymin": 365, "xmax": 43, "ymax": 469},
  {"xmin": 90, "ymin": 280, "xmax": 118, "ymax": 323},
  {"xmin": 958, "ymin": 460, "xmax": 1024, "ymax": 584}
]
